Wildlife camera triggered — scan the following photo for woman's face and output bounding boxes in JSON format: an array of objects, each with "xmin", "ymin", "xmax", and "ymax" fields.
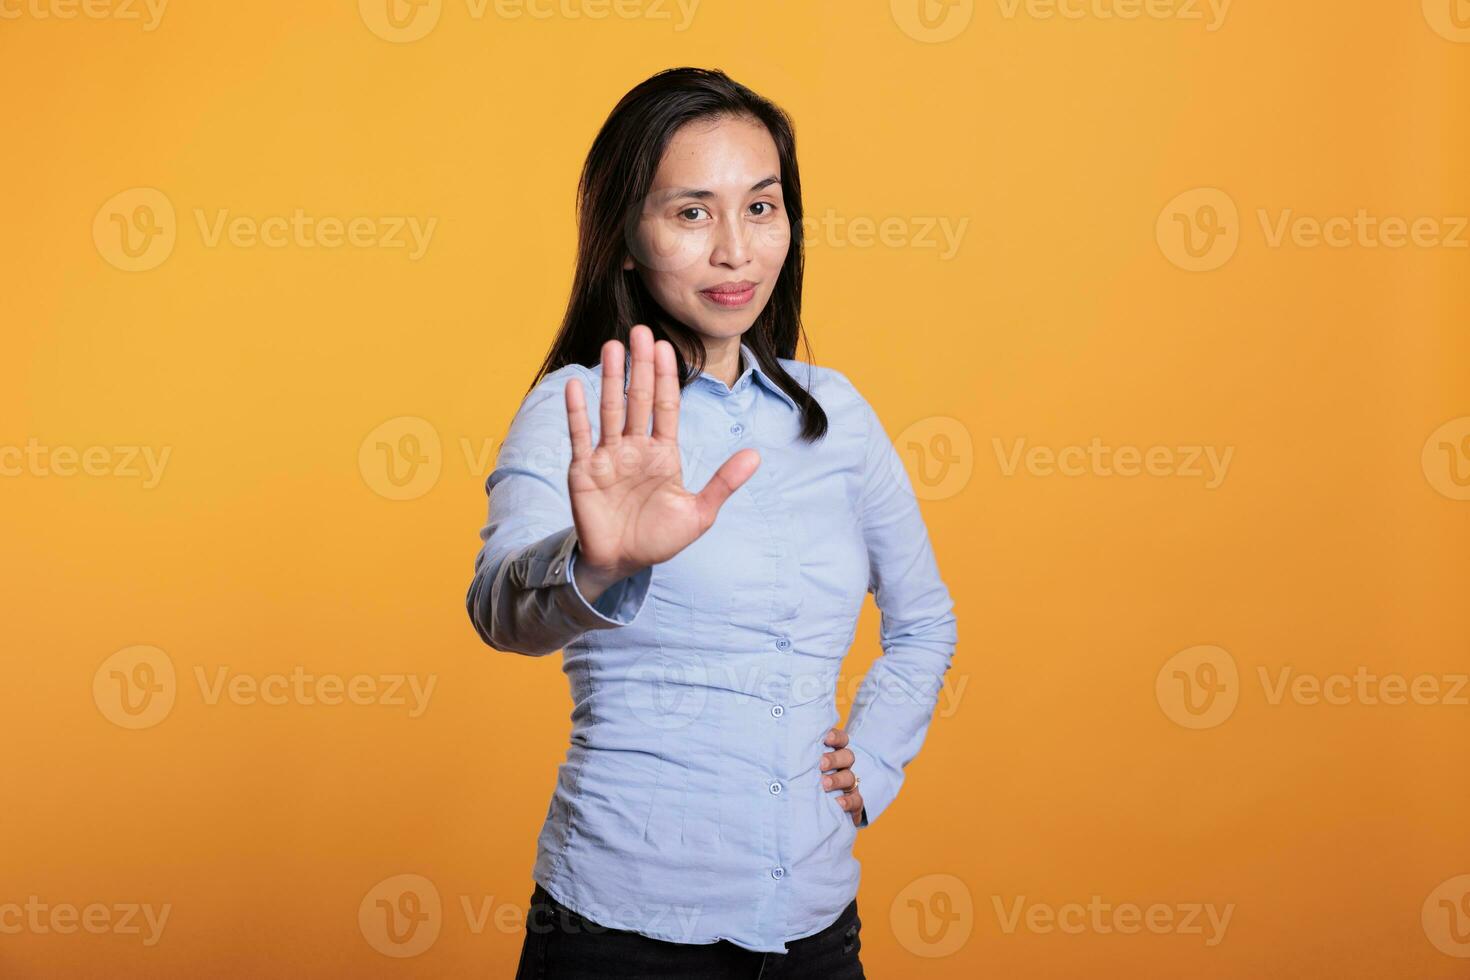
[{"xmin": 622, "ymin": 114, "xmax": 790, "ymax": 348}]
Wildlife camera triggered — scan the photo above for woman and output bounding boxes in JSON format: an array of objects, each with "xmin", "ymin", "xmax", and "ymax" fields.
[{"xmin": 467, "ymin": 67, "xmax": 958, "ymax": 979}]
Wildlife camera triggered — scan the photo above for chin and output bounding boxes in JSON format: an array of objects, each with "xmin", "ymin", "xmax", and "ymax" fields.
[{"xmin": 684, "ymin": 314, "xmax": 755, "ymax": 339}]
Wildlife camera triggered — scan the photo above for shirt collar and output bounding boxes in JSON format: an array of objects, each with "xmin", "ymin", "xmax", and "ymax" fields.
[
  {"xmin": 710, "ymin": 341, "xmax": 798, "ymax": 412},
  {"xmin": 624, "ymin": 339, "xmax": 799, "ymax": 412}
]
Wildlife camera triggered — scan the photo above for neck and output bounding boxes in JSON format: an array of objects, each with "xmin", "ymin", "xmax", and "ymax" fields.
[{"xmin": 699, "ymin": 336, "xmax": 745, "ymax": 388}]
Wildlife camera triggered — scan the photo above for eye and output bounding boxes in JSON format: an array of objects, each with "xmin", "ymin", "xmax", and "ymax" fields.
[
  {"xmin": 749, "ymin": 201, "xmax": 778, "ymax": 217},
  {"xmin": 678, "ymin": 206, "xmax": 710, "ymax": 222}
]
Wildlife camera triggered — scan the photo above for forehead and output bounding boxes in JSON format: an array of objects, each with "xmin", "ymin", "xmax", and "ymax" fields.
[{"xmin": 650, "ymin": 114, "xmax": 780, "ymax": 192}]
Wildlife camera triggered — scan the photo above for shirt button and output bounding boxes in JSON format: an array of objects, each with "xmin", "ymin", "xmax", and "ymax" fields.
[
  {"xmin": 553, "ymin": 561, "xmax": 563, "ymax": 575},
  {"xmin": 769, "ymin": 781, "xmax": 782, "ymax": 795},
  {"xmin": 770, "ymin": 704, "xmax": 784, "ymax": 718},
  {"xmin": 729, "ymin": 422, "xmax": 743, "ymax": 435},
  {"xmin": 775, "ymin": 637, "xmax": 791, "ymax": 651},
  {"xmin": 771, "ymin": 867, "xmax": 785, "ymax": 880}
]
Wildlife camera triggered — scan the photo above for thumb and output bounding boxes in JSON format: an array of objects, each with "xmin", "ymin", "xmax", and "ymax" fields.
[{"xmin": 693, "ymin": 448, "xmax": 760, "ymax": 529}]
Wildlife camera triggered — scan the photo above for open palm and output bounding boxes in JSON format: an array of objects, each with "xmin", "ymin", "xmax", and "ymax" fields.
[{"xmin": 563, "ymin": 324, "xmax": 761, "ymax": 587}]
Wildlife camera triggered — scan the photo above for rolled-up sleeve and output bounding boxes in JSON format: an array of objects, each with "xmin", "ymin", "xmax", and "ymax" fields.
[
  {"xmin": 842, "ymin": 387, "xmax": 959, "ymax": 828},
  {"xmin": 466, "ymin": 366, "xmax": 653, "ymax": 656}
]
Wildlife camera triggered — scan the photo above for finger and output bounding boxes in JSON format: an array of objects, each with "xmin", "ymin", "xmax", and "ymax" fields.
[
  {"xmin": 565, "ymin": 377, "xmax": 593, "ymax": 463},
  {"xmin": 650, "ymin": 339, "xmax": 680, "ymax": 442},
  {"xmin": 819, "ymin": 748, "xmax": 854, "ymax": 773},
  {"xmin": 599, "ymin": 339, "xmax": 624, "ymax": 448},
  {"xmin": 841, "ymin": 790, "xmax": 863, "ymax": 818},
  {"xmin": 693, "ymin": 448, "xmax": 760, "ymax": 530},
  {"xmin": 822, "ymin": 769, "xmax": 856, "ymax": 791},
  {"xmin": 824, "ymin": 727, "xmax": 849, "ymax": 749},
  {"xmin": 624, "ymin": 324, "xmax": 654, "ymax": 438}
]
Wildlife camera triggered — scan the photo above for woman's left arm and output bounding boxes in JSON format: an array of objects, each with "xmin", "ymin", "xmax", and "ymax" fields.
[{"xmin": 839, "ymin": 382, "xmax": 960, "ymax": 829}]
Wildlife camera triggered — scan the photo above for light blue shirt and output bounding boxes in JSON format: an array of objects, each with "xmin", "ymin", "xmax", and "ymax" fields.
[{"xmin": 466, "ymin": 341, "xmax": 958, "ymax": 954}]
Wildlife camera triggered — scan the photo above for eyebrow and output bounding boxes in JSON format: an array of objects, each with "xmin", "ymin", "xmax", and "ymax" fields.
[{"xmin": 666, "ymin": 176, "xmax": 781, "ymax": 200}]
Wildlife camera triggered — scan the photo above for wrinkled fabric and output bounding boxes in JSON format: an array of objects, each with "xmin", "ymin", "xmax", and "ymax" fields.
[{"xmin": 466, "ymin": 341, "xmax": 958, "ymax": 954}]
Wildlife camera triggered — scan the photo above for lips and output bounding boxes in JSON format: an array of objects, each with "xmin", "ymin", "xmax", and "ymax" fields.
[{"xmin": 700, "ymin": 281, "xmax": 757, "ymax": 308}]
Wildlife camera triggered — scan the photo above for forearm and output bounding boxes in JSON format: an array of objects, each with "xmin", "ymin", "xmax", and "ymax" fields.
[
  {"xmin": 844, "ymin": 607, "xmax": 958, "ymax": 826},
  {"xmin": 466, "ymin": 524, "xmax": 652, "ymax": 656}
]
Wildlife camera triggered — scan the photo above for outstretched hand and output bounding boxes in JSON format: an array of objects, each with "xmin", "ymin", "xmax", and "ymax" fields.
[{"xmin": 563, "ymin": 324, "xmax": 761, "ymax": 597}]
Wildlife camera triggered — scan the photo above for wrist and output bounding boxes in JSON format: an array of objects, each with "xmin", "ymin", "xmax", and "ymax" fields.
[{"xmin": 571, "ymin": 545, "xmax": 641, "ymax": 600}]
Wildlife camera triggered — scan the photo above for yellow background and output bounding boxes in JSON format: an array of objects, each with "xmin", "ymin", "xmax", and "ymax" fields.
[{"xmin": 2, "ymin": 0, "xmax": 1468, "ymax": 976}]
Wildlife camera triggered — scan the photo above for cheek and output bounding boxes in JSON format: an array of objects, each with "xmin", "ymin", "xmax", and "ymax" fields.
[
  {"xmin": 639, "ymin": 267, "xmax": 689, "ymax": 314},
  {"xmin": 632, "ymin": 219, "xmax": 710, "ymax": 277},
  {"xmin": 753, "ymin": 220, "xmax": 791, "ymax": 270}
]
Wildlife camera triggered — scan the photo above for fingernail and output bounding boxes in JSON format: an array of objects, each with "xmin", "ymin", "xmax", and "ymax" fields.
[{"xmin": 820, "ymin": 755, "xmax": 829, "ymax": 768}]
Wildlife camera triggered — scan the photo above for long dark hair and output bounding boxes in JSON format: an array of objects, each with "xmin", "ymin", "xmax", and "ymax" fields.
[{"xmin": 529, "ymin": 66, "xmax": 828, "ymax": 442}]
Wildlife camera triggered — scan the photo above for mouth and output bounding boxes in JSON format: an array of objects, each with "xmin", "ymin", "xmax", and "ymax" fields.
[{"xmin": 699, "ymin": 281, "xmax": 757, "ymax": 308}]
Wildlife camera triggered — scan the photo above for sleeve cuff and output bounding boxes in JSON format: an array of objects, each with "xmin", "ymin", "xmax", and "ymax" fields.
[
  {"xmin": 846, "ymin": 736, "xmax": 903, "ymax": 829},
  {"xmin": 509, "ymin": 525, "xmax": 652, "ymax": 632}
]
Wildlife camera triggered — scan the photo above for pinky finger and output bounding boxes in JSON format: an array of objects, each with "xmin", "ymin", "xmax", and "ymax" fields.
[{"xmin": 565, "ymin": 377, "xmax": 593, "ymax": 462}]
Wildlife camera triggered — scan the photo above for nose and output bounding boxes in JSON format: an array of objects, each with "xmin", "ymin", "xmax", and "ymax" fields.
[{"xmin": 708, "ymin": 213, "xmax": 751, "ymax": 269}]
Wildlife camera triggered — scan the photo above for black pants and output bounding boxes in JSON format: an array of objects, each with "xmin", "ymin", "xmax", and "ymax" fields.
[{"xmin": 514, "ymin": 880, "xmax": 865, "ymax": 979}]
